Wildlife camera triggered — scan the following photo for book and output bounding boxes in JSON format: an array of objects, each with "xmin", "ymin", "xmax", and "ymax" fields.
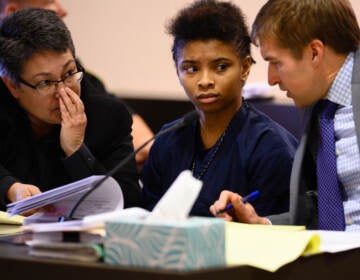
[
  {"xmin": 31, "ymin": 230, "xmax": 104, "ymax": 244},
  {"xmin": 26, "ymin": 240, "xmax": 104, "ymax": 262},
  {"xmin": 23, "ymin": 208, "xmax": 146, "ymax": 263},
  {"xmin": 6, "ymin": 175, "xmax": 124, "ymax": 224},
  {"xmin": 25, "ymin": 219, "xmax": 105, "ymax": 243}
]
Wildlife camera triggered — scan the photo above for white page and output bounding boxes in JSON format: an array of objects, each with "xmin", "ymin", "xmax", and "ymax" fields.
[
  {"xmin": 26, "ymin": 207, "xmax": 150, "ymax": 233},
  {"xmin": 308, "ymin": 230, "xmax": 360, "ymax": 253},
  {"xmin": 7, "ymin": 175, "xmax": 102, "ymax": 214},
  {"xmin": 7, "ymin": 176, "xmax": 123, "ymax": 224}
]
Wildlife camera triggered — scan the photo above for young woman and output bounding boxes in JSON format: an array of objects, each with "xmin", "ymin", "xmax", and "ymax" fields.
[{"xmin": 141, "ymin": 0, "xmax": 298, "ymax": 217}]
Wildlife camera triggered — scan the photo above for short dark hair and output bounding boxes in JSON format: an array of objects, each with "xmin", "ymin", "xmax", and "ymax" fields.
[
  {"xmin": 167, "ymin": 0, "xmax": 253, "ymax": 65},
  {"xmin": 252, "ymin": 0, "xmax": 360, "ymax": 59},
  {"xmin": 0, "ymin": 7, "xmax": 76, "ymax": 84}
]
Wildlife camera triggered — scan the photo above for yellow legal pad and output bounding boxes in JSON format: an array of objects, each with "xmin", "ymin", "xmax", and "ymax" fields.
[
  {"xmin": 225, "ymin": 222, "xmax": 320, "ymax": 272},
  {"xmin": 0, "ymin": 211, "xmax": 24, "ymax": 235}
]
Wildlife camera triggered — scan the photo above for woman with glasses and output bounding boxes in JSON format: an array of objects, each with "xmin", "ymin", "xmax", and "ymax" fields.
[
  {"xmin": 0, "ymin": 0, "xmax": 154, "ymax": 173},
  {"xmin": 0, "ymin": 8, "xmax": 142, "ymax": 212}
]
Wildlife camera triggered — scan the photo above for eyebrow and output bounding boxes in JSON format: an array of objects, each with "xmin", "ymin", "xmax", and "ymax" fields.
[
  {"xmin": 263, "ymin": 54, "xmax": 278, "ymax": 62},
  {"xmin": 180, "ymin": 57, "xmax": 232, "ymax": 65},
  {"xmin": 29, "ymin": 59, "xmax": 76, "ymax": 80},
  {"xmin": 211, "ymin": 57, "xmax": 232, "ymax": 63},
  {"xmin": 180, "ymin": 59, "xmax": 196, "ymax": 65}
]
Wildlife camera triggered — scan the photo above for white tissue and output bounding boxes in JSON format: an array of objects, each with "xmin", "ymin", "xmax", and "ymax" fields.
[{"xmin": 146, "ymin": 170, "xmax": 203, "ymax": 222}]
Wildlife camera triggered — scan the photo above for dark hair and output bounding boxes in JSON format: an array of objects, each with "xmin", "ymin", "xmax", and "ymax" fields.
[
  {"xmin": 252, "ymin": 0, "xmax": 360, "ymax": 59},
  {"xmin": 0, "ymin": 7, "xmax": 75, "ymax": 84},
  {"xmin": 167, "ymin": 0, "xmax": 253, "ymax": 65}
]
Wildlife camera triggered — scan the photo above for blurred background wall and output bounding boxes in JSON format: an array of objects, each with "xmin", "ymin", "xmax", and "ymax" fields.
[{"xmin": 62, "ymin": 0, "xmax": 360, "ymax": 101}]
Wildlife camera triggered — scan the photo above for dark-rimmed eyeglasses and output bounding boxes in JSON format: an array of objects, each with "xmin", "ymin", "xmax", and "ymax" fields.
[{"xmin": 19, "ymin": 71, "xmax": 84, "ymax": 96}]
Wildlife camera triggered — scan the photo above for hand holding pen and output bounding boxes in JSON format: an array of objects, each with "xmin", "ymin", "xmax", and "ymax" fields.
[
  {"xmin": 215, "ymin": 190, "xmax": 259, "ymax": 214},
  {"xmin": 210, "ymin": 190, "xmax": 270, "ymax": 225}
]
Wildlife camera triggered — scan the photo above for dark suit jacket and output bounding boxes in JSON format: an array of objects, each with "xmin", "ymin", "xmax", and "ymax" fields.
[{"xmin": 269, "ymin": 48, "xmax": 360, "ymax": 228}]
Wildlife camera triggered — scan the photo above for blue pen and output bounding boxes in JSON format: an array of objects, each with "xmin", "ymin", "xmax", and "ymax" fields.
[{"xmin": 215, "ymin": 190, "xmax": 259, "ymax": 214}]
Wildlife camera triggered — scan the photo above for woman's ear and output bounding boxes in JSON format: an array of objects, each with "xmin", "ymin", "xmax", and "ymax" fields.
[
  {"xmin": 241, "ymin": 56, "xmax": 252, "ymax": 81},
  {"xmin": 2, "ymin": 76, "xmax": 21, "ymax": 99}
]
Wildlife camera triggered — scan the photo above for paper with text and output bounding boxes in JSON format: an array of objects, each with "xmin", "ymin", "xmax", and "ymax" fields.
[{"xmin": 6, "ymin": 176, "xmax": 123, "ymax": 223}]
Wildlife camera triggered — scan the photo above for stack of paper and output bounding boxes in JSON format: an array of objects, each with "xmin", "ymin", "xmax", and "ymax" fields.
[
  {"xmin": 226, "ymin": 223, "xmax": 360, "ymax": 272},
  {"xmin": 26, "ymin": 240, "xmax": 104, "ymax": 262},
  {"xmin": 311, "ymin": 230, "xmax": 360, "ymax": 253},
  {"xmin": 24, "ymin": 170, "xmax": 202, "ymax": 264},
  {"xmin": 23, "ymin": 207, "xmax": 155, "ymax": 262},
  {"xmin": 24, "ymin": 218, "xmax": 106, "ymax": 262},
  {"xmin": 225, "ymin": 223, "xmax": 320, "ymax": 272},
  {"xmin": 25, "ymin": 220, "xmax": 104, "ymax": 242},
  {"xmin": 6, "ymin": 175, "xmax": 124, "ymax": 224}
]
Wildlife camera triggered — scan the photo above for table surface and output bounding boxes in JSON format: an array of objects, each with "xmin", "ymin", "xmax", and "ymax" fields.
[{"xmin": 1, "ymin": 235, "xmax": 360, "ymax": 280}]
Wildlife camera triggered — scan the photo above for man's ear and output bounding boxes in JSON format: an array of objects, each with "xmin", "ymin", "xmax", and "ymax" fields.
[
  {"xmin": 2, "ymin": 76, "xmax": 21, "ymax": 99},
  {"xmin": 308, "ymin": 39, "xmax": 325, "ymax": 65}
]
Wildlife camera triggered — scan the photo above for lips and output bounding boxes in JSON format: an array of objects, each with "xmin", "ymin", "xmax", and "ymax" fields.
[
  {"xmin": 197, "ymin": 93, "xmax": 219, "ymax": 104},
  {"xmin": 278, "ymin": 86, "xmax": 290, "ymax": 97}
]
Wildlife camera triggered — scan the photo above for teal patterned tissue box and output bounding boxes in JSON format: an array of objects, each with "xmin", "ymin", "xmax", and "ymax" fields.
[{"xmin": 104, "ymin": 217, "xmax": 225, "ymax": 271}]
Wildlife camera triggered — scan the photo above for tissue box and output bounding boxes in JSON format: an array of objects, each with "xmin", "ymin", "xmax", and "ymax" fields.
[{"xmin": 104, "ymin": 217, "xmax": 225, "ymax": 271}]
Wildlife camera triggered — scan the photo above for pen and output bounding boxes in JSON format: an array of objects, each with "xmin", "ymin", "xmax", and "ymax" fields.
[{"xmin": 215, "ymin": 190, "xmax": 259, "ymax": 214}]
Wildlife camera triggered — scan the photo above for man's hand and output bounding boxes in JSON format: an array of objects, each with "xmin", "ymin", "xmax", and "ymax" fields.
[
  {"xmin": 209, "ymin": 190, "xmax": 270, "ymax": 224},
  {"xmin": 59, "ymin": 87, "xmax": 87, "ymax": 157}
]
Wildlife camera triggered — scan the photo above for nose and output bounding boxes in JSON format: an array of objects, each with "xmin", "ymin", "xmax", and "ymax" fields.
[
  {"xmin": 268, "ymin": 64, "xmax": 280, "ymax": 86},
  {"xmin": 55, "ymin": 80, "xmax": 67, "ymax": 92},
  {"xmin": 53, "ymin": 81, "xmax": 67, "ymax": 98},
  {"xmin": 198, "ymin": 70, "xmax": 214, "ymax": 89}
]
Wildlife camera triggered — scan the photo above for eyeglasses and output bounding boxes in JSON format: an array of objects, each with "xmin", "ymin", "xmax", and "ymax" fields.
[{"xmin": 19, "ymin": 71, "xmax": 84, "ymax": 96}]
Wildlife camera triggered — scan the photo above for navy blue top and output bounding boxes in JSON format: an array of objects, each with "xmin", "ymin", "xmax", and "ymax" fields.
[{"xmin": 141, "ymin": 101, "xmax": 299, "ymax": 217}]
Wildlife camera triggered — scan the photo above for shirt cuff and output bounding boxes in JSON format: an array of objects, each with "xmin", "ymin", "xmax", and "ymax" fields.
[{"xmin": 0, "ymin": 175, "xmax": 18, "ymax": 210}]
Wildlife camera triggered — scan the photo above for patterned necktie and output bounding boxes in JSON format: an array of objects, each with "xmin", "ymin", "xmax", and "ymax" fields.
[{"xmin": 316, "ymin": 99, "xmax": 345, "ymax": 231}]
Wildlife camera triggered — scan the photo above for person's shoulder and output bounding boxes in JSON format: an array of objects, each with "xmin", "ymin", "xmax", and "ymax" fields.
[
  {"xmin": 154, "ymin": 115, "xmax": 196, "ymax": 146},
  {"xmin": 83, "ymin": 94, "xmax": 132, "ymax": 126},
  {"xmin": 84, "ymin": 92, "xmax": 127, "ymax": 110},
  {"xmin": 247, "ymin": 104, "xmax": 295, "ymax": 135},
  {"xmin": 81, "ymin": 70, "xmax": 107, "ymax": 95},
  {"xmin": 162, "ymin": 115, "xmax": 196, "ymax": 135},
  {"xmin": 236, "ymin": 104, "xmax": 298, "ymax": 150},
  {"xmin": 0, "ymin": 82, "xmax": 22, "ymax": 128}
]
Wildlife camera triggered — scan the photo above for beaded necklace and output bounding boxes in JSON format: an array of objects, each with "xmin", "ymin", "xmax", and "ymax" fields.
[
  {"xmin": 191, "ymin": 100, "xmax": 248, "ymax": 180},
  {"xmin": 191, "ymin": 127, "xmax": 228, "ymax": 180}
]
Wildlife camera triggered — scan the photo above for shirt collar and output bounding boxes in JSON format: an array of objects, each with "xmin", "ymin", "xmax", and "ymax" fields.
[{"xmin": 327, "ymin": 52, "xmax": 354, "ymax": 106}]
